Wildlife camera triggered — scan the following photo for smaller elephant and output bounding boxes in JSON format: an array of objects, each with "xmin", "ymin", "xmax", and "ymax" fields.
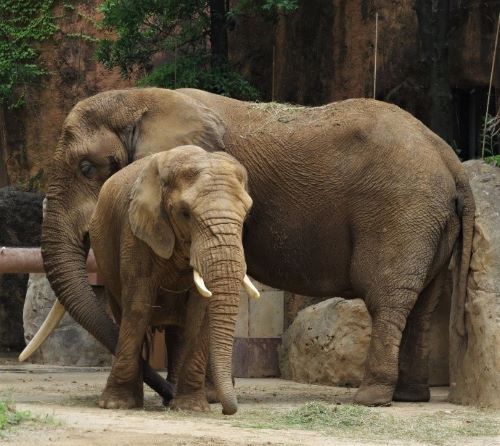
[{"xmin": 89, "ymin": 145, "xmax": 259, "ymax": 415}]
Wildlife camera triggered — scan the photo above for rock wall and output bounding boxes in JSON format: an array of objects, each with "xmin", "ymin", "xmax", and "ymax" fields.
[
  {"xmin": 1, "ymin": 1, "xmax": 135, "ymax": 187},
  {"xmin": 449, "ymin": 160, "xmax": 500, "ymax": 408},
  {"xmin": 231, "ymin": 0, "xmax": 499, "ymax": 103},
  {"xmin": 2, "ymin": 1, "xmax": 499, "ymax": 184},
  {"xmin": 229, "ymin": 0, "xmax": 499, "ymax": 156}
]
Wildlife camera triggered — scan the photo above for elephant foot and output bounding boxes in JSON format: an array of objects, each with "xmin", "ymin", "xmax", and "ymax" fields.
[
  {"xmin": 99, "ymin": 380, "xmax": 144, "ymax": 409},
  {"xmin": 170, "ymin": 391, "xmax": 210, "ymax": 412},
  {"xmin": 393, "ymin": 382, "xmax": 430, "ymax": 402},
  {"xmin": 353, "ymin": 384, "xmax": 393, "ymax": 406}
]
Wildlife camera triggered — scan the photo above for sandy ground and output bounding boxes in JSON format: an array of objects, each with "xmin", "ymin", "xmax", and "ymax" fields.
[{"xmin": 0, "ymin": 356, "xmax": 498, "ymax": 446}]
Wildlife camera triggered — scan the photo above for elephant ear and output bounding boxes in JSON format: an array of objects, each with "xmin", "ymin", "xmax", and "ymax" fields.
[
  {"xmin": 128, "ymin": 154, "xmax": 175, "ymax": 259},
  {"xmin": 181, "ymin": 94, "xmax": 226, "ymax": 152},
  {"xmin": 136, "ymin": 90, "xmax": 226, "ymax": 157}
]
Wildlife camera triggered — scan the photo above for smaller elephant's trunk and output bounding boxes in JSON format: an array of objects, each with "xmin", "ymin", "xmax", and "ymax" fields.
[
  {"xmin": 194, "ymin": 231, "xmax": 245, "ymax": 415},
  {"xmin": 207, "ymin": 278, "xmax": 240, "ymax": 415}
]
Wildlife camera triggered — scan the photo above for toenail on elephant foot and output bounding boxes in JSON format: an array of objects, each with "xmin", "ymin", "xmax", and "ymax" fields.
[
  {"xmin": 169, "ymin": 394, "xmax": 210, "ymax": 412},
  {"xmin": 353, "ymin": 384, "xmax": 393, "ymax": 406},
  {"xmin": 393, "ymin": 383, "xmax": 430, "ymax": 402}
]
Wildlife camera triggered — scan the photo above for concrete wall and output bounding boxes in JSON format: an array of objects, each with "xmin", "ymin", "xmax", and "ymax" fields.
[{"xmin": 233, "ymin": 281, "xmax": 284, "ymax": 377}]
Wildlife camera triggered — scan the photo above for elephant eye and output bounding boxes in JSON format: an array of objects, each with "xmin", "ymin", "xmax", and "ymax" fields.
[
  {"xmin": 80, "ymin": 160, "xmax": 97, "ymax": 179},
  {"xmin": 178, "ymin": 204, "xmax": 190, "ymax": 220}
]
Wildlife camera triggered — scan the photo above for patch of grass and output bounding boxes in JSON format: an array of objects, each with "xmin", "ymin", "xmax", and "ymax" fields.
[
  {"xmin": 233, "ymin": 402, "xmax": 500, "ymax": 445},
  {"xmin": 0, "ymin": 396, "xmax": 59, "ymax": 437},
  {"xmin": 0, "ymin": 399, "xmax": 33, "ymax": 435}
]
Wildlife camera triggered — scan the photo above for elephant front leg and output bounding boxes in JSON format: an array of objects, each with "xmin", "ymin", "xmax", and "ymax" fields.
[
  {"xmin": 170, "ymin": 291, "xmax": 211, "ymax": 412},
  {"xmin": 99, "ymin": 283, "xmax": 154, "ymax": 409}
]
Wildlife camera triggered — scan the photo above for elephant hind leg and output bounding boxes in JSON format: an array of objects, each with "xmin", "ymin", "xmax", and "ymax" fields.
[
  {"xmin": 394, "ymin": 267, "xmax": 448, "ymax": 402},
  {"xmin": 353, "ymin": 288, "xmax": 418, "ymax": 406}
]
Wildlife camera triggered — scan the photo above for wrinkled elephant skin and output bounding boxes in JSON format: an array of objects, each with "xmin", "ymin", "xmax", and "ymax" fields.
[{"xmin": 38, "ymin": 88, "xmax": 474, "ymax": 407}]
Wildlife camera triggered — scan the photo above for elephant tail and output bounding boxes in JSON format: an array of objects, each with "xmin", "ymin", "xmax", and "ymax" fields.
[{"xmin": 450, "ymin": 171, "xmax": 475, "ymax": 338}]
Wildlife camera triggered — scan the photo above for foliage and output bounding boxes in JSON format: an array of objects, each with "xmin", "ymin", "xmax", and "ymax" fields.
[
  {"xmin": 96, "ymin": 1, "xmax": 208, "ymax": 77},
  {"xmin": 232, "ymin": 0, "xmax": 299, "ymax": 22},
  {"xmin": 0, "ymin": 1, "xmax": 57, "ymax": 109},
  {"xmin": 0, "ymin": 399, "xmax": 32, "ymax": 435},
  {"xmin": 480, "ymin": 112, "xmax": 499, "ymax": 158},
  {"xmin": 96, "ymin": 0, "xmax": 297, "ymax": 100},
  {"xmin": 138, "ymin": 52, "xmax": 260, "ymax": 100},
  {"xmin": 484, "ymin": 155, "xmax": 500, "ymax": 167}
]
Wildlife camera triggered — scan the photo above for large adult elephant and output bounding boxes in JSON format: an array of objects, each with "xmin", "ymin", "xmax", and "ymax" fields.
[{"xmin": 27, "ymin": 88, "xmax": 474, "ymax": 407}]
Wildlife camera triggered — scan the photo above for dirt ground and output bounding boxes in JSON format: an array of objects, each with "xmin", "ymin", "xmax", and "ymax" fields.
[{"xmin": 0, "ymin": 355, "xmax": 498, "ymax": 446}]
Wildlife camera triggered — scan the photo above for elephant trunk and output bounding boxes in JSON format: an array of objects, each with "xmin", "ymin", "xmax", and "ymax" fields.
[
  {"xmin": 194, "ymin": 228, "xmax": 245, "ymax": 416},
  {"xmin": 42, "ymin": 195, "xmax": 119, "ymax": 351},
  {"xmin": 41, "ymin": 195, "xmax": 174, "ymax": 400},
  {"xmin": 207, "ymin": 279, "xmax": 240, "ymax": 415}
]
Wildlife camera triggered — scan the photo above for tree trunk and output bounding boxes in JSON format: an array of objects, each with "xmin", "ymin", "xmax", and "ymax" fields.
[{"xmin": 209, "ymin": 0, "xmax": 229, "ymax": 65}]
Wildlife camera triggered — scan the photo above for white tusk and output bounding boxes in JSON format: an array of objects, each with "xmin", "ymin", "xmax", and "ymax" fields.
[
  {"xmin": 193, "ymin": 270, "xmax": 212, "ymax": 298},
  {"xmin": 19, "ymin": 300, "xmax": 66, "ymax": 362},
  {"xmin": 243, "ymin": 275, "xmax": 260, "ymax": 299}
]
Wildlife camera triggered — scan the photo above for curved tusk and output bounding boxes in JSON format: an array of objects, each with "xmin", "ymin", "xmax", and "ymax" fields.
[
  {"xmin": 243, "ymin": 275, "xmax": 260, "ymax": 299},
  {"xmin": 18, "ymin": 300, "xmax": 66, "ymax": 362},
  {"xmin": 193, "ymin": 270, "xmax": 212, "ymax": 298}
]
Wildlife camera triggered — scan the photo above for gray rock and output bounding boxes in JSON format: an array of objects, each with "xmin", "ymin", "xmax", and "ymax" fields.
[
  {"xmin": 449, "ymin": 160, "xmax": 500, "ymax": 408},
  {"xmin": 279, "ymin": 298, "xmax": 371, "ymax": 387},
  {"xmin": 23, "ymin": 273, "xmax": 111, "ymax": 366}
]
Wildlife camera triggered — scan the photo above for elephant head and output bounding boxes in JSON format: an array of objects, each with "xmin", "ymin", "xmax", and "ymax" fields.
[
  {"xmin": 35, "ymin": 89, "xmax": 226, "ymax": 398},
  {"xmin": 127, "ymin": 146, "xmax": 255, "ymax": 414}
]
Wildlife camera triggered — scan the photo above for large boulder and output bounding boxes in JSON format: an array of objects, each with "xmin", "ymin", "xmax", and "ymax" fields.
[
  {"xmin": 449, "ymin": 160, "xmax": 500, "ymax": 408},
  {"xmin": 23, "ymin": 273, "xmax": 111, "ymax": 366},
  {"xmin": 279, "ymin": 298, "xmax": 371, "ymax": 387},
  {"xmin": 0, "ymin": 186, "xmax": 43, "ymax": 351}
]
